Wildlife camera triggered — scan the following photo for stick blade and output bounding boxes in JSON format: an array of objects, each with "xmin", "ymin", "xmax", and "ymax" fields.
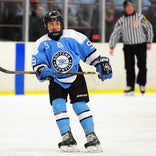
[{"xmin": 0, "ymin": 66, "xmax": 35, "ymax": 74}]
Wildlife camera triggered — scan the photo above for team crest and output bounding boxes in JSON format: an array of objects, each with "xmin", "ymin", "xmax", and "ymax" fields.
[{"xmin": 52, "ymin": 52, "xmax": 73, "ymax": 72}]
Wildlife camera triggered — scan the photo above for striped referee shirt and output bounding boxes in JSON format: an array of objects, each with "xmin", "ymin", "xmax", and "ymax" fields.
[{"xmin": 109, "ymin": 12, "xmax": 153, "ymax": 48}]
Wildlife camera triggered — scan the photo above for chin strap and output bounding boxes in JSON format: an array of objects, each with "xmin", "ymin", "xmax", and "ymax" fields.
[{"xmin": 48, "ymin": 30, "xmax": 63, "ymax": 40}]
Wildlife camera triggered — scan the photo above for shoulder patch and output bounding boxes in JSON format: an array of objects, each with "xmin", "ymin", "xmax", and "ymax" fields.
[{"xmin": 143, "ymin": 17, "xmax": 148, "ymax": 22}]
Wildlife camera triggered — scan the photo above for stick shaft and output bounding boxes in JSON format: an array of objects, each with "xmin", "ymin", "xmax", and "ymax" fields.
[{"xmin": 0, "ymin": 66, "xmax": 98, "ymax": 75}]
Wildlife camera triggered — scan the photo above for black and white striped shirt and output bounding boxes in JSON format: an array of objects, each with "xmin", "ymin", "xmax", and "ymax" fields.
[{"xmin": 109, "ymin": 12, "xmax": 153, "ymax": 48}]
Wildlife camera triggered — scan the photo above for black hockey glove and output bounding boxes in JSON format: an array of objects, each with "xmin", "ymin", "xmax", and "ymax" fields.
[{"xmin": 92, "ymin": 56, "xmax": 112, "ymax": 81}]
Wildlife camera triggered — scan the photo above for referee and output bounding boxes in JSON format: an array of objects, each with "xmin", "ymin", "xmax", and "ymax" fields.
[{"xmin": 109, "ymin": 0, "xmax": 153, "ymax": 95}]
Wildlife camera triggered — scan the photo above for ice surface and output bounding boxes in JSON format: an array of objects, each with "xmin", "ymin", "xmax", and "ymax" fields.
[{"xmin": 0, "ymin": 94, "xmax": 156, "ymax": 156}]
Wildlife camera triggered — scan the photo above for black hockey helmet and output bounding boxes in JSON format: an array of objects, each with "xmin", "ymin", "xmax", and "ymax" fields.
[
  {"xmin": 43, "ymin": 10, "xmax": 64, "ymax": 40},
  {"xmin": 123, "ymin": 0, "xmax": 134, "ymax": 8}
]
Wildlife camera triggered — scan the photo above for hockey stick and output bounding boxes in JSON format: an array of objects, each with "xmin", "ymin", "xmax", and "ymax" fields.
[
  {"xmin": 0, "ymin": 66, "xmax": 98, "ymax": 75},
  {"xmin": 0, "ymin": 66, "xmax": 35, "ymax": 74}
]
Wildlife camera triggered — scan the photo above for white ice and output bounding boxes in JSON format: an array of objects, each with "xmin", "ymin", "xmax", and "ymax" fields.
[{"xmin": 0, "ymin": 94, "xmax": 156, "ymax": 156}]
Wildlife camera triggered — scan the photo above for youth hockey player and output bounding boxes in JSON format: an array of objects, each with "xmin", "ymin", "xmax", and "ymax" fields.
[{"xmin": 32, "ymin": 10, "xmax": 112, "ymax": 152}]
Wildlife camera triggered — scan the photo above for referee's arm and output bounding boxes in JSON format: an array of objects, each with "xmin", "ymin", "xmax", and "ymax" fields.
[
  {"xmin": 141, "ymin": 16, "xmax": 154, "ymax": 43},
  {"xmin": 109, "ymin": 18, "xmax": 122, "ymax": 55}
]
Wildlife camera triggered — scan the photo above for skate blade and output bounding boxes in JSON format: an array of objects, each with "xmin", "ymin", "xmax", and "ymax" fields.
[
  {"xmin": 86, "ymin": 145, "xmax": 103, "ymax": 153},
  {"xmin": 60, "ymin": 145, "xmax": 79, "ymax": 152}
]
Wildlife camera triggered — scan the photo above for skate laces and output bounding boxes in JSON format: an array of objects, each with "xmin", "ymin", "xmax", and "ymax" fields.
[
  {"xmin": 62, "ymin": 132, "xmax": 70, "ymax": 141},
  {"xmin": 87, "ymin": 132, "xmax": 97, "ymax": 142}
]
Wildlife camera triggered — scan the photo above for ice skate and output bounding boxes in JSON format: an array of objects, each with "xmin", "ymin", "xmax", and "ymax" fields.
[
  {"xmin": 124, "ymin": 86, "xmax": 134, "ymax": 96},
  {"xmin": 139, "ymin": 85, "xmax": 145, "ymax": 94},
  {"xmin": 58, "ymin": 131, "xmax": 79, "ymax": 152},
  {"xmin": 84, "ymin": 132, "xmax": 103, "ymax": 153}
]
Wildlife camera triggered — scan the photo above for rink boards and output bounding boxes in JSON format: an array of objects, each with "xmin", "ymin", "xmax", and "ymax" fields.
[{"xmin": 0, "ymin": 42, "xmax": 156, "ymax": 95}]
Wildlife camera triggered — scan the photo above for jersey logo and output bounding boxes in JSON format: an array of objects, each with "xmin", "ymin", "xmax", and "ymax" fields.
[{"xmin": 52, "ymin": 52, "xmax": 73, "ymax": 72}]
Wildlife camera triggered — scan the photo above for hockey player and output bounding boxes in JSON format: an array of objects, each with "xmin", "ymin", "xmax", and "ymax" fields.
[{"xmin": 32, "ymin": 10, "xmax": 112, "ymax": 152}]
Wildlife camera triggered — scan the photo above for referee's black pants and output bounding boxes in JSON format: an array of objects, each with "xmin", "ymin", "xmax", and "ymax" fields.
[{"xmin": 123, "ymin": 43, "xmax": 147, "ymax": 89}]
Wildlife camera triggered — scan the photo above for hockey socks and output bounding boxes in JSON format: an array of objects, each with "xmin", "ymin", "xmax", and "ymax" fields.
[
  {"xmin": 72, "ymin": 101, "xmax": 94, "ymax": 134},
  {"xmin": 52, "ymin": 98, "xmax": 70, "ymax": 134}
]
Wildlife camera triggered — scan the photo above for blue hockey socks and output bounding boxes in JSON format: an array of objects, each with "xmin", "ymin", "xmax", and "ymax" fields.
[
  {"xmin": 72, "ymin": 101, "xmax": 94, "ymax": 135},
  {"xmin": 52, "ymin": 98, "xmax": 70, "ymax": 135}
]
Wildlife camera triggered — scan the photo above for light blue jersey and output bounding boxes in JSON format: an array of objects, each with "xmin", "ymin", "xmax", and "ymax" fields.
[{"xmin": 32, "ymin": 29, "xmax": 100, "ymax": 88}]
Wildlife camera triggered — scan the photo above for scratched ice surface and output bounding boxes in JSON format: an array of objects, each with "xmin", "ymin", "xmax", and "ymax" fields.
[{"xmin": 0, "ymin": 94, "xmax": 156, "ymax": 156}]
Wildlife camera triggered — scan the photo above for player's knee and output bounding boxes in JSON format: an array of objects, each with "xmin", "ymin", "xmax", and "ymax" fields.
[
  {"xmin": 52, "ymin": 98, "xmax": 66, "ymax": 114},
  {"xmin": 72, "ymin": 101, "xmax": 90, "ymax": 115}
]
